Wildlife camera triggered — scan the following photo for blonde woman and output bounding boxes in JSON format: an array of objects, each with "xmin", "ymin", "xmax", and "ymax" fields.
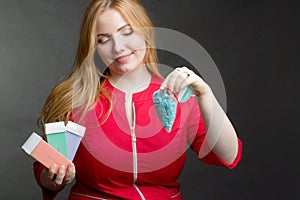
[{"xmin": 33, "ymin": 0, "xmax": 242, "ymax": 199}]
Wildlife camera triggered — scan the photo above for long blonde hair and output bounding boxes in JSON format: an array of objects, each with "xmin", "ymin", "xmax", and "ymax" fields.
[{"xmin": 38, "ymin": 0, "xmax": 162, "ymax": 130}]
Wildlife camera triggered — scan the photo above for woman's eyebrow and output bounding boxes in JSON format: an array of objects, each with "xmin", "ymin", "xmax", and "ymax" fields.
[
  {"xmin": 97, "ymin": 24, "xmax": 131, "ymax": 37},
  {"xmin": 117, "ymin": 24, "xmax": 131, "ymax": 32}
]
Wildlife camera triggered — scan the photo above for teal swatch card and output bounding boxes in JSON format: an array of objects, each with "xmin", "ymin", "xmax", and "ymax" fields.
[{"xmin": 45, "ymin": 121, "xmax": 68, "ymax": 158}]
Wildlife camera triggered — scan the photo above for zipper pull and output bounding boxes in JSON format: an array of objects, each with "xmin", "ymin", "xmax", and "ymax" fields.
[
  {"xmin": 132, "ymin": 136, "xmax": 136, "ymax": 143},
  {"xmin": 131, "ymin": 127, "xmax": 136, "ymax": 142}
]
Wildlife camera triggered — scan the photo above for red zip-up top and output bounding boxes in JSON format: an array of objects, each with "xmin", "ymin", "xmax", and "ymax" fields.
[{"xmin": 33, "ymin": 76, "xmax": 242, "ymax": 200}]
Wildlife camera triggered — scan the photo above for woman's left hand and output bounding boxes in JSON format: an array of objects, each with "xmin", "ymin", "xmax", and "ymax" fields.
[{"xmin": 161, "ymin": 66, "xmax": 209, "ymax": 96}]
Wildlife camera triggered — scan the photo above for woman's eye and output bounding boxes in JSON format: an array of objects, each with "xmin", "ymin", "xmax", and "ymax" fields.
[
  {"xmin": 98, "ymin": 37, "xmax": 110, "ymax": 45},
  {"xmin": 122, "ymin": 28, "xmax": 133, "ymax": 36}
]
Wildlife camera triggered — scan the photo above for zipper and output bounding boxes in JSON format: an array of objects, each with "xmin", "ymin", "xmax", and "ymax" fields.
[
  {"xmin": 129, "ymin": 101, "xmax": 146, "ymax": 200},
  {"xmin": 71, "ymin": 192, "xmax": 108, "ymax": 199}
]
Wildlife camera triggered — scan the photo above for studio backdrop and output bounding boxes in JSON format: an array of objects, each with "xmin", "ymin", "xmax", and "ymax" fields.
[{"xmin": 0, "ymin": 0, "xmax": 298, "ymax": 199}]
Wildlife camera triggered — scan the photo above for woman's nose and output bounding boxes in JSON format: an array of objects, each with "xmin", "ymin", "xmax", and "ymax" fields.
[{"xmin": 112, "ymin": 34, "xmax": 125, "ymax": 54}]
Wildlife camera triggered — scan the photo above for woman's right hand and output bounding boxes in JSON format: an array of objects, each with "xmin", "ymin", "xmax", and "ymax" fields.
[{"xmin": 40, "ymin": 163, "xmax": 76, "ymax": 191}]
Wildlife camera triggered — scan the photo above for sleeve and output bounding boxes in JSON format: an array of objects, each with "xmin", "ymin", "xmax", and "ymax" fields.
[
  {"xmin": 33, "ymin": 161, "xmax": 64, "ymax": 200},
  {"xmin": 186, "ymin": 96, "xmax": 242, "ymax": 169}
]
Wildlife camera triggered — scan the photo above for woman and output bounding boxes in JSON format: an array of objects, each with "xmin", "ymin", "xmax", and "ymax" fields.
[{"xmin": 33, "ymin": 0, "xmax": 242, "ymax": 199}]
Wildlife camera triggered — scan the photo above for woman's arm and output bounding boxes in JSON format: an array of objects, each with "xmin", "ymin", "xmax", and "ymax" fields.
[
  {"xmin": 195, "ymin": 84, "xmax": 238, "ymax": 164},
  {"xmin": 161, "ymin": 67, "xmax": 239, "ymax": 164}
]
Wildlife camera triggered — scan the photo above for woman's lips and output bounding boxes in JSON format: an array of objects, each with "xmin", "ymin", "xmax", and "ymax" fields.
[{"xmin": 115, "ymin": 53, "xmax": 132, "ymax": 64}]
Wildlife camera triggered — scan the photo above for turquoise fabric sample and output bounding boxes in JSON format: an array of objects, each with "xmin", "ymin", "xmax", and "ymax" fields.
[{"xmin": 153, "ymin": 89, "xmax": 177, "ymax": 133}]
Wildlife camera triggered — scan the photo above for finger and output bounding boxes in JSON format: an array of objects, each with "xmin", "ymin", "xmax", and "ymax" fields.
[
  {"xmin": 161, "ymin": 68, "xmax": 181, "ymax": 93},
  {"xmin": 64, "ymin": 164, "xmax": 76, "ymax": 184},
  {"xmin": 172, "ymin": 67, "xmax": 192, "ymax": 93},
  {"xmin": 161, "ymin": 67, "xmax": 180, "ymax": 89},
  {"xmin": 48, "ymin": 164, "xmax": 58, "ymax": 180},
  {"xmin": 179, "ymin": 67, "xmax": 197, "ymax": 86},
  {"xmin": 178, "ymin": 66, "xmax": 191, "ymax": 79},
  {"xmin": 54, "ymin": 165, "xmax": 66, "ymax": 185},
  {"xmin": 174, "ymin": 68, "xmax": 191, "ymax": 92},
  {"xmin": 177, "ymin": 76, "xmax": 190, "ymax": 92},
  {"xmin": 160, "ymin": 72, "xmax": 171, "ymax": 90},
  {"xmin": 168, "ymin": 70, "xmax": 181, "ymax": 93}
]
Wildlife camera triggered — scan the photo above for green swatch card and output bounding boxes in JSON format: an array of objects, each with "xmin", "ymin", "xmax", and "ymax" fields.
[{"xmin": 45, "ymin": 121, "xmax": 68, "ymax": 158}]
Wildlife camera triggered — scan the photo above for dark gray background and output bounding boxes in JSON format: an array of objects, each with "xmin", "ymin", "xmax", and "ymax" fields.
[{"xmin": 1, "ymin": 0, "xmax": 299, "ymax": 199}]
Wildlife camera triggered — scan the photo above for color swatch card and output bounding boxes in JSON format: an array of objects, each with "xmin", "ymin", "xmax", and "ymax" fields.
[
  {"xmin": 21, "ymin": 132, "xmax": 71, "ymax": 168},
  {"xmin": 66, "ymin": 121, "xmax": 86, "ymax": 161},
  {"xmin": 23, "ymin": 121, "xmax": 86, "ymax": 165},
  {"xmin": 45, "ymin": 121, "xmax": 68, "ymax": 158}
]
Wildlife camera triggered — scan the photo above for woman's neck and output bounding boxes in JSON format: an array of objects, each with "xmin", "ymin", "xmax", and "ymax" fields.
[{"xmin": 108, "ymin": 65, "xmax": 152, "ymax": 94}]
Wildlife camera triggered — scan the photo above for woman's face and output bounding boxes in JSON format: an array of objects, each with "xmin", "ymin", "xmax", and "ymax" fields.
[{"xmin": 95, "ymin": 8, "xmax": 147, "ymax": 76}]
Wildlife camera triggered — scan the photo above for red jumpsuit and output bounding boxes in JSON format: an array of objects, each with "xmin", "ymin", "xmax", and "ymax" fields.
[{"xmin": 33, "ymin": 76, "xmax": 242, "ymax": 200}]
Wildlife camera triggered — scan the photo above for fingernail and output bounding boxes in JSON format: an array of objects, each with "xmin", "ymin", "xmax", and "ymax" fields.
[{"xmin": 52, "ymin": 164, "xmax": 58, "ymax": 169}]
